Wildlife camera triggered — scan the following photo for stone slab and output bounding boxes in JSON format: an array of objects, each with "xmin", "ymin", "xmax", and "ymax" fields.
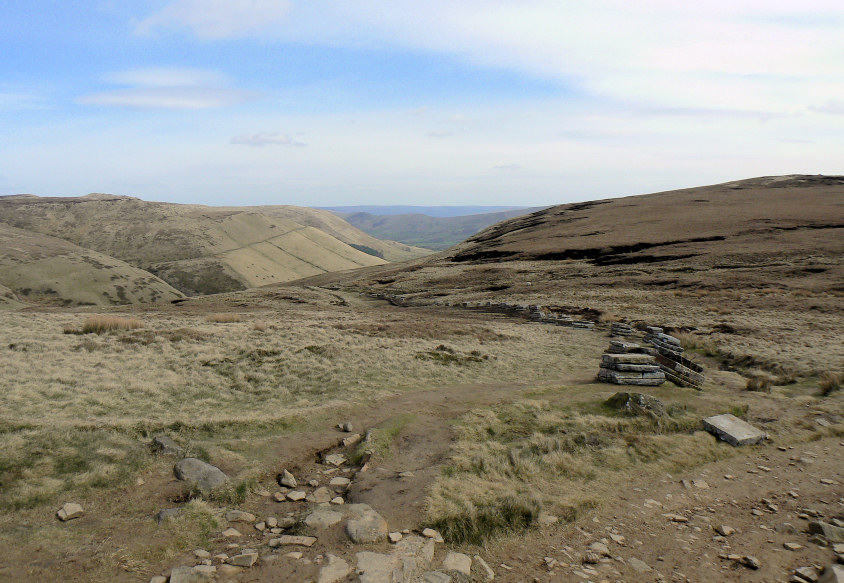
[{"xmin": 703, "ymin": 414, "xmax": 767, "ymax": 446}]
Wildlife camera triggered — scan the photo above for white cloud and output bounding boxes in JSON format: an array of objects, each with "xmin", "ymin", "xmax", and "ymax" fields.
[
  {"xmin": 136, "ymin": 0, "xmax": 292, "ymax": 38},
  {"xmin": 136, "ymin": 1, "xmax": 844, "ymax": 116},
  {"xmin": 77, "ymin": 87, "xmax": 258, "ymax": 109},
  {"xmin": 78, "ymin": 67, "xmax": 258, "ymax": 109},
  {"xmin": 230, "ymin": 132, "xmax": 307, "ymax": 147},
  {"xmin": 104, "ymin": 67, "xmax": 229, "ymax": 88}
]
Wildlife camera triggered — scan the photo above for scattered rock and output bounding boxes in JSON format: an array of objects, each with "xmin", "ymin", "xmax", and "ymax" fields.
[
  {"xmin": 589, "ymin": 542, "xmax": 611, "ymax": 556},
  {"xmin": 702, "ymin": 414, "xmax": 767, "ymax": 446},
  {"xmin": 389, "ymin": 532, "xmax": 403, "ymax": 543},
  {"xmin": 57, "ymin": 502, "xmax": 83, "ymax": 522},
  {"xmin": 169, "ymin": 565, "xmax": 215, "ymax": 583},
  {"xmin": 225, "ymin": 510, "xmax": 256, "ymax": 523},
  {"xmin": 217, "ymin": 564, "xmax": 243, "ymax": 577},
  {"xmin": 173, "ymin": 458, "xmax": 229, "ymax": 495},
  {"xmin": 819, "ymin": 565, "xmax": 844, "ymax": 583},
  {"xmin": 605, "ymin": 392, "xmax": 666, "ymax": 417},
  {"xmin": 313, "ymin": 486, "xmax": 332, "ymax": 504},
  {"xmin": 473, "ymin": 555, "xmax": 495, "ymax": 581},
  {"xmin": 343, "ymin": 434, "xmax": 363, "ymax": 447},
  {"xmin": 148, "ymin": 577, "xmax": 167, "ymax": 583},
  {"xmin": 794, "ymin": 566, "xmax": 821, "ymax": 582},
  {"xmin": 278, "ymin": 469, "xmax": 297, "ymax": 488},
  {"xmin": 442, "ymin": 552, "xmax": 472, "ymax": 576},
  {"xmin": 356, "ymin": 551, "xmax": 396, "ymax": 583},
  {"xmin": 286, "ymin": 490, "xmax": 307, "ymax": 502},
  {"xmin": 423, "ymin": 572, "xmax": 452, "ymax": 583},
  {"xmin": 810, "ymin": 521, "xmax": 844, "ymax": 543},
  {"xmin": 715, "ymin": 525, "xmax": 736, "ymax": 536},
  {"xmin": 221, "ymin": 527, "xmax": 242, "ymax": 538},
  {"xmin": 345, "ymin": 503, "xmax": 388, "ymax": 544},
  {"xmin": 582, "ymin": 552, "xmax": 601, "ymax": 565},
  {"xmin": 305, "ymin": 509, "xmax": 344, "ymax": 529},
  {"xmin": 784, "ymin": 542, "xmax": 804, "ymax": 551},
  {"xmin": 324, "ymin": 453, "xmax": 346, "ymax": 467},
  {"xmin": 156, "ymin": 508, "xmax": 182, "ymax": 524},
  {"xmin": 268, "ymin": 535, "xmax": 317, "ymax": 547},
  {"xmin": 329, "ymin": 477, "xmax": 351, "ymax": 488},
  {"xmin": 193, "ymin": 549, "xmax": 210, "ymax": 559},
  {"xmin": 341, "ymin": 422, "xmax": 354, "ymax": 433},
  {"xmin": 331, "ymin": 496, "xmax": 345, "ymax": 505},
  {"xmin": 227, "ymin": 550, "xmax": 259, "ymax": 568},
  {"xmin": 627, "ymin": 557, "xmax": 652, "ymax": 573},
  {"xmin": 151, "ymin": 435, "xmax": 184, "ymax": 457},
  {"xmin": 318, "ymin": 553, "xmax": 351, "ymax": 583},
  {"xmin": 422, "ymin": 528, "xmax": 444, "ymax": 542}
]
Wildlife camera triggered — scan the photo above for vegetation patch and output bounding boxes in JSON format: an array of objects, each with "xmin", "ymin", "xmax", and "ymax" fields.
[
  {"xmin": 415, "ymin": 344, "xmax": 489, "ymax": 365},
  {"xmin": 426, "ymin": 397, "xmax": 731, "ymax": 544}
]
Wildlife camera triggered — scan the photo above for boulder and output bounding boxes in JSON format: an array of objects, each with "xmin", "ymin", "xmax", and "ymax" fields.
[
  {"xmin": 345, "ymin": 503, "xmax": 388, "ymax": 544},
  {"xmin": 442, "ymin": 552, "xmax": 472, "ymax": 578},
  {"xmin": 227, "ymin": 550, "xmax": 258, "ymax": 568},
  {"xmin": 605, "ymin": 392, "xmax": 665, "ymax": 417},
  {"xmin": 173, "ymin": 458, "xmax": 229, "ymax": 495},
  {"xmin": 57, "ymin": 503, "xmax": 83, "ymax": 521},
  {"xmin": 155, "ymin": 508, "xmax": 181, "ymax": 524},
  {"xmin": 702, "ymin": 414, "xmax": 767, "ymax": 446}
]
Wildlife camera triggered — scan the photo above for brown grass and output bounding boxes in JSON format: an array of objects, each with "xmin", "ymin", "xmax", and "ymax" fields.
[
  {"xmin": 80, "ymin": 315, "xmax": 144, "ymax": 334},
  {"xmin": 205, "ymin": 313, "xmax": 244, "ymax": 323},
  {"xmin": 819, "ymin": 371, "xmax": 842, "ymax": 396}
]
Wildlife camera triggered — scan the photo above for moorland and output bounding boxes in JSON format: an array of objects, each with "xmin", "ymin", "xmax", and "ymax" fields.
[{"xmin": 0, "ymin": 175, "xmax": 842, "ymax": 583}]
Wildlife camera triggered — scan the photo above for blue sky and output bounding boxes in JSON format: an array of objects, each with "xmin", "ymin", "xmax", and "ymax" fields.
[{"xmin": 2, "ymin": 1, "xmax": 842, "ymax": 206}]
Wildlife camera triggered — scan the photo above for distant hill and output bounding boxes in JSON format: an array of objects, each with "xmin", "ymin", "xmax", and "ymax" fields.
[
  {"xmin": 0, "ymin": 223, "xmax": 183, "ymax": 306},
  {"xmin": 334, "ymin": 207, "xmax": 545, "ymax": 250},
  {"xmin": 0, "ymin": 194, "xmax": 430, "ymax": 297},
  {"xmin": 321, "ymin": 205, "xmax": 532, "ymax": 218},
  {"xmin": 447, "ymin": 175, "xmax": 844, "ymax": 264}
]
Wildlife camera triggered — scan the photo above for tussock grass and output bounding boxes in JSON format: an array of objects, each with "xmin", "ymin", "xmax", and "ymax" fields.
[
  {"xmin": 426, "ymin": 398, "xmax": 731, "ymax": 544},
  {"xmin": 745, "ymin": 375, "xmax": 772, "ymax": 393},
  {"xmin": 77, "ymin": 315, "xmax": 144, "ymax": 334},
  {"xmin": 205, "ymin": 313, "xmax": 243, "ymax": 323},
  {"xmin": 819, "ymin": 371, "xmax": 842, "ymax": 396}
]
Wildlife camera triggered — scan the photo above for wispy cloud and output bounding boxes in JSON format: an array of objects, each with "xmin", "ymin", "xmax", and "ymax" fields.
[
  {"xmin": 78, "ymin": 87, "xmax": 258, "ymax": 109},
  {"xmin": 494, "ymin": 164, "xmax": 522, "ymax": 171},
  {"xmin": 426, "ymin": 131, "xmax": 453, "ymax": 138},
  {"xmin": 811, "ymin": 100, "xmax": 844, "ymax": 115},
  {"xmin": 77, "ymin": 67, "xmax": 258, "ymax": 109},
  {"xmin": 230, "ymin": 132, "xmax": 307, "ymax": 147},
  {"xmin": 137, "ymin": 0, "xmax": 292, "ymax": 38}
]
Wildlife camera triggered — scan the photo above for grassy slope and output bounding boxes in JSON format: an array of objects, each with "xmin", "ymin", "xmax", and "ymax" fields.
[
  {"xmin": 337, "ymin": 207, "xmax": 544, "ymax": 250},
  {"xmin": 0, "ymin": 195, "xmax": 395, "ymax": 296},
  {"xmin": 245, "ymin": 205, "xmax": 432, "ymax": 261},
  {"xmin": 0, "ymin": 223, "xmax": 184, "ymax": 307}
]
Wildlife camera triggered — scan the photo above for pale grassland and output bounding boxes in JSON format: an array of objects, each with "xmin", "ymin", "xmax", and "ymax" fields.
[
  {"xmin": 204, "ymin": 312, "xmax": 244, "ymax": 323},
  {"xmin": 0, "ymin": 288, "xmax": 605, "ymax": 509}
]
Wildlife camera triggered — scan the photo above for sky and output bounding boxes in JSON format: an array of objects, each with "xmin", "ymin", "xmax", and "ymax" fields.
[{"xmin": 2, "ymin": 1, "xmax": 843, "ymax": 206}]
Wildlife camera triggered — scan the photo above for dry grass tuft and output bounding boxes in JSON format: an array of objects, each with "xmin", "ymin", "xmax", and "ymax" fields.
[
  {"xmin": 81, "ymin": 315, "xmax": 144, "ymax": 334},
  {"xmin": 819, "ymin": 372, "xmax": 842, "ymax": 396},
  {"xmin": 252, "ymin": 321, "xmax": 268, "ymax": 331},
  {"xmin": 205, "ymin": 313, "xmax": 244, "ymax": 323},
  {"xmin": 745, "ymin": 375, "xmax": 772, "ymax": 393}
]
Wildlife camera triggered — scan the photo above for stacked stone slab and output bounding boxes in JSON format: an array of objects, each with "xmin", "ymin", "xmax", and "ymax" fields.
[
  {"xmin": 643, "ymin": 327, "xmax": 705, "ymax": 390},
  {"xmin": 597, "ymin": 342, "xmax": 665, "ymax": 386},
  {"xmin": 610, "ymin": 322, "xmax": 636, "ymax": 337}
]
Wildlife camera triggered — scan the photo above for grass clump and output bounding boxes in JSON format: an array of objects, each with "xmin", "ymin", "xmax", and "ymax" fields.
[
  {"xmin": 819, "ymin": 372, "xmax": 842, "ymax": 396},
  {"xmin": 745, "ymin": 375, "xmax": 772, "ymax": 393},
  {"xmin": 78, "ymin": 315, "xmax": 144, "ymax": 334},
  {"xmin": 428, "ymin": 493, "xmax": 542, "ymax": 545},
  {"xmin": 205, "ymin": 313, "xmax": 243, "ymax": 323},
  {"xmin": 415, "ymin": 344, "xmax": 489, "ymax": 365},
  {"xmin": 351, "ymin": 413, "xmax": 417, "ymax": 464}
]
